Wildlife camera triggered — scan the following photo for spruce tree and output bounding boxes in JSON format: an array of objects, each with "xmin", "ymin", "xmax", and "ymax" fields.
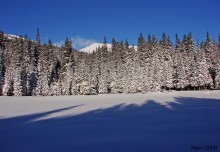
[
  {"xmin": 0, "ymin": 31, "xmax": 4, "ymax": 95},
  {"xmin": 61, "ymin": 38, "xmax": 74, "ymax": 95},
  {"xmin": 173, "ymin": 34, "xmax": 186, "ymax": 90},
  {"xmin": 110, "ymin": 40, "xmax": 119, "ymax": 93},
  {"xmin": 13, "ymin": 38, "xmax": 27, "ymax": 96},
  {"xmin": 204, "ymin": 32, "xmax": 216, "ymax": 88},
  {"xmin": 36, "ymin": 28, "xmax": 41, "ymax": 46},
  {"xmin": 98, "ymin": 37, "xmax": 110, "ymax": 94},
  {"xmin": 1, "ymin": 30, "xmax": 220, "ymax": 96},
  {"xmin": 196, "ymin": 43, "xmax": 212, "ymax": 89},
  {"xmin": 137, "ymin": 33, "xmax": 147, "ymax": 67}
]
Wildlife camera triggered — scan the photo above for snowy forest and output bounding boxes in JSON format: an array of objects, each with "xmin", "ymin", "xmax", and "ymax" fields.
[{"xmin": 0, "ymin": 30, "xmax": 220, "ymax": 96}]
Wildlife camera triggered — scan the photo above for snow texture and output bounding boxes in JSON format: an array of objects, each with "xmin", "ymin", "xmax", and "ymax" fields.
[{"xmin": 0, "ymin": 91, "xmax": 220, "ymax": 152}]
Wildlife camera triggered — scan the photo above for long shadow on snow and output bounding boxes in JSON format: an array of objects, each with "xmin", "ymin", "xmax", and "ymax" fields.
[{"xmin": 0, "ymin": 97, "xmax": 220, "ymax": 152}]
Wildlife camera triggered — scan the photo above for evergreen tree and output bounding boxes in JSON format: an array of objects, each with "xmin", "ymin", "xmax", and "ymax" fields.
[
  {"xmin": 137, "ymin": 33, "xmax": 147, "ymax": 67},
  {"xmin": 36, "ymin": 45, "xmax": 46, "ymax": 96},
  {"xmin": 1, "ymin": 30, "xmax": 220, "ymax": 96},
  {"xmin": 2, "ymin": 36, "xmax": 15, "ymax": 96},
  {"xmin": 109, "ymin": 40, "xmax": 119, "ymax": 93},
  {"xmin": 124, "ymin": 45, "xmax": 136, "ymax": 93},
  {"xmin": 61, "ymin": 38, "xmax": 74, "ymax": 95},
  {"xmin": 13, "ymin": 38, "xmax": 27, "ymax": 96},
  {"xmin": 141, "ymin": 34, "xmax": 152, "ymax": 93},
  {"xmin": 196, "ymin": 43, "xmax": 212, "ymax": 89},
  {"xmin": 26, "ymin": 39, "xmax": 38, "ymax": 96},
  {"xmin": 36, "ymin": 28, "xmax": 41, "ymax": 46},
  {"xmin": 173, "ymin": 34, "xmax": 186, "ymax": 90},
  {"xmin": 163, "ymin": 36, "xmax": 173, "ymax": 90},
  {"xmin": 98, "ymin": 37, "xmax": 110, "ymax": 94},
  {"xmin": 181, "ymin": 34, "xmax": 191, "ymax": 89},
  {"xmin": 214, "ymin": 40, "xmax": 219, "ymax": 89},
  {"xmin": 0, "ymin": 31, "xmax": 4, "ymax": 95}
]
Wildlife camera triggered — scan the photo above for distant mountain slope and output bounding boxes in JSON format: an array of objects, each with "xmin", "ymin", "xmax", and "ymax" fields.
[
  {"xmin": 79, "ymin": 43, "xmax": 137, "ymax": 53},
  {"xmin": 79, "ymin": 43, "xmax": 111, "ymax": 53},
  {"xmin": 4, "ymin": 34, "xmax": 24, "ymax": 40}
]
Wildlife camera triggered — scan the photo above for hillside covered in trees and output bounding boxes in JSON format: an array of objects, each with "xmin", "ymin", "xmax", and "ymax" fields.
[{"xmin": 0, "ymin": 30, "xmax": 220, "ymax": 96}]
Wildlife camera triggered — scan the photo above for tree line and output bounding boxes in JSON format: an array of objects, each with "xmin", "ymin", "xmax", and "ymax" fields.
[{"xmin": 0, "ymin": 29, "xmax": 219, "ymax": 96}]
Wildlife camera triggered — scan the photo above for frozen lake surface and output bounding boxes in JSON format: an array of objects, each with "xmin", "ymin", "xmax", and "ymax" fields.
[{"xmin": 0, "ymin": 91, "xmax": 220, "ymax": 152}]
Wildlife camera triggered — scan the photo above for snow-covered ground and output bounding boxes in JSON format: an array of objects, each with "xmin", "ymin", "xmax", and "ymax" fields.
[{"xmin": 0, "ymin": 91, "xmax": 220, "ymax": 152}]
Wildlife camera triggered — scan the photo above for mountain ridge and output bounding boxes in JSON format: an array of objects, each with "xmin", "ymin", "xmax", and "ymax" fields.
[{"xmin": 79, "ymin": 42, "xmax": 137, "ymax": 53}]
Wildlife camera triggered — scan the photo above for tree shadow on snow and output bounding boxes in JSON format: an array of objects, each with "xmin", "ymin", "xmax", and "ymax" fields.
[{"xmin": 0, "ymin": 97, "xmax": 220, "ymax": 152}]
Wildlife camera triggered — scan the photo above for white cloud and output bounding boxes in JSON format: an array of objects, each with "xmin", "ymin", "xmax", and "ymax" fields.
[
  {"xmin": 71, "ymin": 36, "xmax": 97, "ymax": 50},
  {"xmin": 54, "ymin": 36, "xmax": 97, "ymax": 50}
]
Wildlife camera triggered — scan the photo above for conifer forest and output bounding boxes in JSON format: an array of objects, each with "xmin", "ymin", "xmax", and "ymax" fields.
[{"xmin": 0, "ymin": 30, "xmax": 220, "ymax": 96}]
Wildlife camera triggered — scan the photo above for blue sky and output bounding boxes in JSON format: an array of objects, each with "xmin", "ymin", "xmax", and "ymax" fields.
[{"xmin": 0, "ymin": 0, "xmax": 220, "ymax": 49}]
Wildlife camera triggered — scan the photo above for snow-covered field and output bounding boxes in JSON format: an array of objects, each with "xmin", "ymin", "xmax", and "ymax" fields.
[{"xmin": 0, "ymin": 91, "xmax": 220, "ymax": 152}]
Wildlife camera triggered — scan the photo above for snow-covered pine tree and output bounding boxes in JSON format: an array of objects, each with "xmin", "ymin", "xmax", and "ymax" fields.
[
  {"xmin": 23, "ymin": 38, "xmax": 32, "ymax": 95},
  {"xmin": 76, "ymin": 53, "xmax": 96, "ymax": 95},
  {"xmin": 124, "ymin": 39, "xmax": 132, "ymax": 93},
  {"xmin": 173, "ymin": 34, "xmax": 186, "ymax": 90},
  {"xmin": 196, "ymin": 43, "xmax": 213, "ymax": 89},
  {"xmin": 147, "ymin": 36, "xmax": 156, "ymax": 91},
  {"xmin": 165, "ymin": 37, "xmax": 173, "ymax": 90},
  {"xmin": 141, "ymin": 34, "xmax": 152, "ymax": 93},
  {"xmin": 33, "ymin": 28, "xmax": 44, "ymax": 95},
  {"xmin": 61, "ymin": 38, "xmax": 74, "ymax": 95},
  {"xmin": 36, "ymin": 44, "xmax": 50, "ymax": 96},
  {"xmin": 98, "ymin": 36, "xmax": 110, "ymax": 94},
  {"xmin": 160, "ymin": 33, "xmax": 173, "ymax": 90},
  {"xmin": 87, "ymin": 51, "xmax": 98, "ymax": 95},
  {"xmin": 204, "ymin": 32, "xmax": 216, "ymax": 88},
  {"xmin": 26, "ymin": 39, "xmax": 38, "ymax": 96},
  {"xmin": 0, "ymin": 31, "xmax": 4, "ymax": 95},
  {"xmin": 13, "ymin": 67, "xmax": 23, "ymax": 96},
  {"xmin": 109, "ymin": 39, "xmax": 119, "ymax": 93},
  {"xmin": 173, "ymin": 34, "xmax": 179, "ymax": 89},
  {"xmin": 47, "ymin": 39, "xmax": 54, "ymax": 88},
  {"xmin": 149, "ymin": 36, "xmax": 161, "ymax": 91},
  {"xmin": 214, "ymin": 64, "xmax": 220, "ymax": 88},
  {"xmin": 117, "ymin": 41, "xmax": 127, "ymax": 93},
  {"xmin": 124, "ymin": 43, "xmax": 136, "ymax": 93},
  {"xmin": 137, "ymin": 33, "xmax": 147, "ymax": 92},
  {"xmin": 215, "ymin": 35, "xmax": 220, "ymax": 89},
  {"xmin": 35, "ymin": 34, "xmax": 52, "ymax": 96},
  {"xmin": 27, "ymin": 64, "xmax": 37, "ymax": 96},
  {"xmin": 94, "ymin": 46, "xmax": 101, "ymax": 92},
  {"xmin": 186, "ymin": 33, "xmax": 198, "ymax": 89},
  {"xmin": 151, "ymin": 48, "xmax": 161, "ymax": 91},
  {"xmin": 181, "ymin": 34, "xmax": 192, "ymax": 89},
  {"xmin": 1, "ymin": 30, "xmax": 220, "ymax": 96},
  {"xmin": 36, "ymin": 28, "xmax": 40, "ymax": 47},
  {"xmin": 3, "ymin": 79, "xmax": 13, "ymax": 96},
  {"xmin": 49, "ymin": 46, "xmax": 62, "ymax": 96},
  {"xmin": 2, "ymin": 36, "xmax": 15, "ymax": 96},
  {"xmin": 138, "ymin": 33, "xmax": 147, "ymax": 67},
  {"xmin": 13, "ymin": 38, "xmax": 27, "ymax": 96}
]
